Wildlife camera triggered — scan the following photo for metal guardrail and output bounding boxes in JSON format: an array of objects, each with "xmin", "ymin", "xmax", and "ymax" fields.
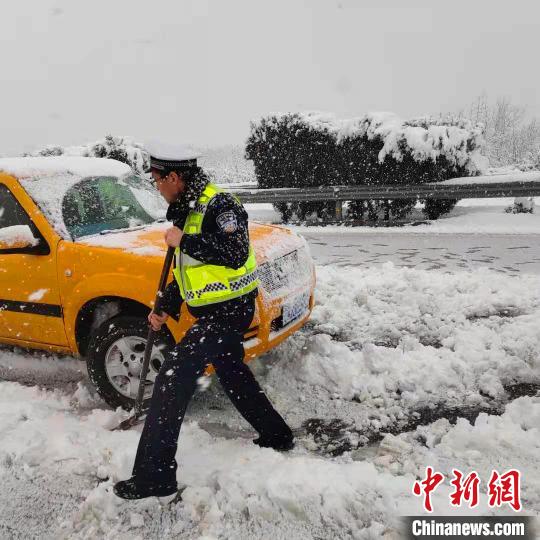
[{"xmin": 228, "ymin": 172, "xmax": 540, "ymax": 204}]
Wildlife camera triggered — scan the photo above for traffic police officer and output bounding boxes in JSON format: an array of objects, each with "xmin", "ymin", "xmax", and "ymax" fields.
[{"xmin": 114, "ymin": 142, "xmax": 294, "ymax": 500}]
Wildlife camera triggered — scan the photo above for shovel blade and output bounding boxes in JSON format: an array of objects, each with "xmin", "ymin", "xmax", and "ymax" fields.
[{"xmin": 112, "ymin": 412, "xmax": 146, "ymax": 431}]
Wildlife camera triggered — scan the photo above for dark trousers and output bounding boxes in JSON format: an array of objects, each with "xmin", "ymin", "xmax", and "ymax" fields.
[{"xmin": 132, "ymin": 295, "xmax": 293, "ymax": 487}]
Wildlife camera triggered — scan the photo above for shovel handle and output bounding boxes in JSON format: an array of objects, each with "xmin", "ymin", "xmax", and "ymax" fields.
[{"xmin": 134, "ymin": 246, "xmax": 175, "ymax": 415}]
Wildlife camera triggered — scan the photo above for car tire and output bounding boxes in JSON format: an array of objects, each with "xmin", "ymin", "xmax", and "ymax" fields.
[{"xmin": 86, "ymin": 315, "xmax": 175, "ymax": 410}]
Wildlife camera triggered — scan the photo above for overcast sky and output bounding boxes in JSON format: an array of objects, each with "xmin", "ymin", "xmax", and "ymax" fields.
[{"xmin": 1, "ymin": 0, "xmax": 538, "ymax": 155}]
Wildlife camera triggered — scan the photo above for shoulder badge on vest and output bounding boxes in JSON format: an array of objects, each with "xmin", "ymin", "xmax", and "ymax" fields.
[{"xmin": 216, "ymin": 210, "xmax": 238, "ymax": 233}]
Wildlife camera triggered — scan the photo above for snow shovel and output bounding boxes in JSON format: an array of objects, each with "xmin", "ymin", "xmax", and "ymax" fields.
[{"xmin": 113, "ymin": 246, "xmax": 175, "ymax": 431}]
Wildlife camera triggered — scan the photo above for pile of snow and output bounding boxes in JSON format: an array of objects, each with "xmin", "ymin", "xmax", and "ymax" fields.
[
  {"xmin": 0, "ymin": 224, "xmax": 38, "ymax": 248},
  {"xmin": 263, "ymin": 263, "xmax": 540, "ymax": 438},
  {"xmin": 376, "ymin": 395, "xmax": 540, "ymax": 513},
  {"xmin": 0, "ymin": 261, "xmax": 539, "ymax": 537},
  {"xmin": 0, "ymin": 381, "xmax": 406, "ymax": 538},
  {"xmin": 0, "ymin": 376, "xmax": 537, "ymax": 537}
]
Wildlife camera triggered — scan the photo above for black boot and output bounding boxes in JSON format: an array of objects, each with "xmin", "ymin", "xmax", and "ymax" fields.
[
  {"xmin": 253, "ymin": 435, "xmax": 295, "ymax": 451},
  {"xmin": 113, "ymin": 477, "xmax": 177, "ymax": 500}
]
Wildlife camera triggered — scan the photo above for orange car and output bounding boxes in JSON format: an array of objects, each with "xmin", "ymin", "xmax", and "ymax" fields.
[{"xmin": 0, "ymin": 157, "xmax": 315, "ymax": 409}]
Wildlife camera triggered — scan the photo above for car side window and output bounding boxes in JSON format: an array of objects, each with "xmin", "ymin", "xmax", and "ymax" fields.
[
  {"xmin": 0, "ymin": 184, "xmax": 34, "ymax": 229},
  {"xmin": 0, "ymin": 184, "xmax": 48, "ymax": 254}
]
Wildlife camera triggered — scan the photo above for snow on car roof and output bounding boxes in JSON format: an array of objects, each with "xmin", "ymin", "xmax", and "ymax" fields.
[{"xmin": 0, "ymin": 156, "xmax": 131, "ymax": 179}]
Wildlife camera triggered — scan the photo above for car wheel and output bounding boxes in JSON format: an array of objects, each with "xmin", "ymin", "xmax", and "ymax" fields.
[{"xmin": 86, "ymin": 315, "xmax": 175, "ymax": 410}]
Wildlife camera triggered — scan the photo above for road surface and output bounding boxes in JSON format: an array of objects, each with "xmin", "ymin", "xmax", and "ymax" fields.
[{"xmin": 298, "ymin": 231, "xmax": 540, "ymax": 275}]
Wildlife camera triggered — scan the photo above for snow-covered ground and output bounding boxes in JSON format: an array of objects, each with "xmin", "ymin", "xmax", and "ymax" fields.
[
  {"xmin": 1, "ymin": 256, "xmax": 539, "ymax": 538},
  {"xmin": 246, "ymin": 197, "xmax": 540, "ymax": 235},
  {"xmin": 1, "ymin": 379, "xmax": 538, "ymax": 539}
]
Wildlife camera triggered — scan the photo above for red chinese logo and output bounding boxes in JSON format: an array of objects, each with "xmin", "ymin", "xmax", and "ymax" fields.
[
  {"xmin": 449, "ymin": 469, "xmax": 480, "ymax": 508},
  {"xmin": 412, "ymin": 468, "xmax": 522, "ymax": 513},
  {"xmin": 487, "ymin": 469, "xmax": 522, "ymax": 512},
  {"xmin": 413, "ymin": 467, "xmax": 445, "ymax": 512}
]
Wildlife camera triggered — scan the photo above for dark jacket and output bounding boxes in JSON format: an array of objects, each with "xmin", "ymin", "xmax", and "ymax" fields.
[{"xmin": 160, "ymin": 176, "xmax": 258, "ymax": 320}]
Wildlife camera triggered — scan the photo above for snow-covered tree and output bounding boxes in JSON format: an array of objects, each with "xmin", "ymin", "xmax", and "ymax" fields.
[
  {"xmin": 467, "ymin": 93, "xmax": 540, "ymax": 167},
  {"xmin": 25, "ymin": 135, "xmax": 150, "ymax": 174}
]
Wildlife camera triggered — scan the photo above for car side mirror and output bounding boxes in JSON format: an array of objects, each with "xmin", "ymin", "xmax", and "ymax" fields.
[{"xmin": 0, "ymin": 224, "xmax": 49, "ymax": 254}]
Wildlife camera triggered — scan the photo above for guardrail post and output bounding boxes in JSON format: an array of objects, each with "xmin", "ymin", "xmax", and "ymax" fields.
[{"xmin": 334, "ymin": 200, "xmax": 342, "ymax": 220}]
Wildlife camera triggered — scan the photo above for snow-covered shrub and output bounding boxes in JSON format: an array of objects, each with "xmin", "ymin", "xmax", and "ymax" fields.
[
  {"xmin": 246, "ymin": 113, "xmax": 341, "ymax": 190},
  {"xmin": 505, "ymin": 197, "xmax": 535, "ymax": 214},
  {"xmin": 423, "ymin": 198, "xmax": 460, "ymax": 220},
  {"xmin": 245, "ymin": 113, "xmax": 342, "ymax": 222},
  {"xmin": 25, "ymin": 135, "xmax": 150, "ymax": 174},
  {"xmin": 246, "ymin": 112, "xmax": 487, "ymax": 222},
  {"xmin": 510, "ymin": 154, "xmax": 540, "ymax": 172},
  {"xmin": 340, "ymin": 113, "xmax": 485, "ymax": 221}
]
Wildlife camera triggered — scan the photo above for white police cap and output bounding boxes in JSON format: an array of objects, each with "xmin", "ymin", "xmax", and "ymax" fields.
[{"xmin": 145, "ymin": 140, "xmax": 203, "ymax": 171}]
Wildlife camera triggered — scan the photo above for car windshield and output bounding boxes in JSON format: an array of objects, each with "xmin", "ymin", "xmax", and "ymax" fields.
[{"xmin": 62, "ymin": 174, "xmax": 167, "ymax": 239}]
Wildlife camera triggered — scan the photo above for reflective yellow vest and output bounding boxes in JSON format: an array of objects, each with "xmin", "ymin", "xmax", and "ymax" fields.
[{"xmin": 173, "ymin": 183, "xmax": 259, "ymax": 307}]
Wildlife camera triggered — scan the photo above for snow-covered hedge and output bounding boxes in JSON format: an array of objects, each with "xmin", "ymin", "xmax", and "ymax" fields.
[
  {"xmin": 246, "ymin": 112, "xmax": 488, "ymax": 222},
  {"xmin": 25, "ymin": 135, "xmax": 150, "ymax": 174}
]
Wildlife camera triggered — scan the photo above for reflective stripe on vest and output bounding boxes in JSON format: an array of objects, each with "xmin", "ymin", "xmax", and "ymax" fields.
[{"xmin": 172, "ymin": 183, "xmax": 260, "ymax": 307}]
